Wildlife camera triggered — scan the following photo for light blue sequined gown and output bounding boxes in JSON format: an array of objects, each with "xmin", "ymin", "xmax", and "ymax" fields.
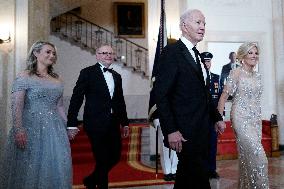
[
  {"xmin": 0, "ymin": 75, "xmax": 72, "ymax": 189},
  {"xmin": 225, "ymin": 67, "xmax": 269, "ymax": 189}
]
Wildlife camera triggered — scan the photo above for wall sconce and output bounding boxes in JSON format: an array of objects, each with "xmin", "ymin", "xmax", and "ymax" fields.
[{"xmin": 0, "ymin": 32, "xmax": 11, "ymax": 44}]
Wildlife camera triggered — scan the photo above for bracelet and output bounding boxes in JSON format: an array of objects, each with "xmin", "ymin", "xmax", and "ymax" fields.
[{"xmin": 67, "ymin": 127, "xmax": 78, "ymax": 130}]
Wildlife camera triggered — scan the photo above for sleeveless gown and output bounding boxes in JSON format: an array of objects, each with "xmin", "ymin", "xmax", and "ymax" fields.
[
  {"xmin": 225, "ymin": 67, "xmax": 269, "ymax": 189},
  {"xmin": 0, "ymin": 75, "xmax": 72, "ymax": 189}
]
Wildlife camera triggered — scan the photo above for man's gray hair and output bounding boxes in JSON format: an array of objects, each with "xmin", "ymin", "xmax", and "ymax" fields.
[{"xmin": 179, "ymin": 9, "xmax": 202, "ymax": 29}]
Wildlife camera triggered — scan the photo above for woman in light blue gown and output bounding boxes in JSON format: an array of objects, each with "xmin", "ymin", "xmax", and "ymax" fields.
[{"xmin": 0, "ymin": 41, "xmax": 78, "ymax": 189}]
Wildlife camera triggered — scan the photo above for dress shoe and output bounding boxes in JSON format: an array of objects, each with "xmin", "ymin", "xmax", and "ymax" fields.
[
  {"xmin": 171, "ymin": 173, "xmax": 176, "ymax": 180},
  {"xmin": 209, "ymin": 171, "xmax": 220, "ymax": 179},
  {"xmin": 83, "ymin": 177, "xmax": 96, "ymax": 189},
  {"xmin": 163, "ymin": 173, "xmax": 173, "ymax": 181}
]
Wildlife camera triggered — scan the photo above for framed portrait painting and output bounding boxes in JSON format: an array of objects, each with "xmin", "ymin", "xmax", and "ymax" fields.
[{"xmin": 114, "ymin": 2, "xmax": 145, "ymax": 38}]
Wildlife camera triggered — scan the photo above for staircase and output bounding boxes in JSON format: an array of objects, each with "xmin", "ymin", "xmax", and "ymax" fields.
[{"xmin": 50, "ymin": 12, "xmax": 149, "ymax": 78}]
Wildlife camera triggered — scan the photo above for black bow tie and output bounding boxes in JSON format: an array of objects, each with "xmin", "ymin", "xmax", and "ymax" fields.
[{"xmin": 103, "ymin": 67, "xmax": 112, "ymax": 72}]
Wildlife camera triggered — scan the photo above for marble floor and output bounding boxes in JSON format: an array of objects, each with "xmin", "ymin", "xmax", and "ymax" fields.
[
  {"xmin": 114, "ymin": 154, "xmax": 284, "ymax": 189},
  {"xmin": 113, "ymin": 127, "xmax": 284, "ymax": 189}
]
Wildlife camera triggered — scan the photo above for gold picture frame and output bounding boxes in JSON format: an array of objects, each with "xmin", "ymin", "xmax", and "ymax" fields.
[{"xmin": 114, "ymin": 2, "xmax": 145, "ymax": 38}]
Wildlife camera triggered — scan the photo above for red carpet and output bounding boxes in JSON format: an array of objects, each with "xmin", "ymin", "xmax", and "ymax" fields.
[{"xmin": 71, "ymin": 123, "xmax": 173, "ymax": 188}]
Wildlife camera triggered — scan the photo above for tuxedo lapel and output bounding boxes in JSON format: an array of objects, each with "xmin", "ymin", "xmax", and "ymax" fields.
[
  {"xmin": 94, "ymin": 63, "xmax": 112, "ymax": 100},
  {"xmin": 177, "ymin": 41, "xmax": 205, "ymax": 83},
  {"xmin": 112, "ymin": 72, "xmax": 119, "ymax": 98}
]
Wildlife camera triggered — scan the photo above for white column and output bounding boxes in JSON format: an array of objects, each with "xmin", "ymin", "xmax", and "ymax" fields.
[
  {"xmin": 272, "ymin": 0, "xmax": 284, "ymax": 146},
  {"xmin": 148, "ymin": 0, "xmax": 160, "ymax": 156},
  {"xmin": 0, "ymin": 0, "xmax": 16, "ymax": 152}
]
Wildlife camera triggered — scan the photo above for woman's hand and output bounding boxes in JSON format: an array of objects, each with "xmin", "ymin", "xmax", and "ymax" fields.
[
  {"xmin": 67, "ymin": 127, "xmax": 79, "ymax": 140},
  {"xmin": 14, "ymin": 129, "xmax": 27, "ymax": 149}
]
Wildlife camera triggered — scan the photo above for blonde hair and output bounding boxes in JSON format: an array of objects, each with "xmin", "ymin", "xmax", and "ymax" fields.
[
  {"xmin": 236, "ymin": 42, "xmax": 259, "ymax": 62},
  {"xmin": 26, "ymin": 40, "xmax": 58, "ymax": 78}
]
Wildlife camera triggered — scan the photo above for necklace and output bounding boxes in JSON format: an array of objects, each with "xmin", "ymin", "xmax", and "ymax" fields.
[{"xmin": 241, "ymin": 67, "xmax": 253, "ymax": 76}]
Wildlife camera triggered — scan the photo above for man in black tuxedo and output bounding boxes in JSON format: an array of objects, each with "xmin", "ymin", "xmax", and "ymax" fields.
[
  {"xmin": 220, "ymin": 52, "xmax": 238, "ymax": 95},
  {"xmin": 67, "ymin": 44, "xmax": 129, "ymax": 189},
  {"xmin": 153, "ymin": 9, "xmax": 226, "ymax": 189}
]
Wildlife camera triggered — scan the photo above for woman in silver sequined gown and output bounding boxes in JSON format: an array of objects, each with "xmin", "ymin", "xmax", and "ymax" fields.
[
  {"xmin": 218, "ymin": 42, "xmax": 269, "ymax": 189},
  {"xmin": 0, "ymin": 41, "xmax": 78, "ymax": 189}
]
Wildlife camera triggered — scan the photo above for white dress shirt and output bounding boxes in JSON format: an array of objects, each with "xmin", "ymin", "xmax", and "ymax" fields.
[
  {"xmin": 99, "ymin": 63, "xmax": 114, "ymax": 113},
  {"xmin": 98, "ymin": 63, "xmax": 114, "ymax": 98},
  {"xmin": 180, "ymin": 37, "xmax": 207, "ymax": 83}
]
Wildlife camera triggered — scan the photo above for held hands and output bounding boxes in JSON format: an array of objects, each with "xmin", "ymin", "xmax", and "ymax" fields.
[
  {"xmin": 121, "ymin": 126, "xmax": 130, "ymax": 138},
  {"xmin": 215, "ymin": 121, "xmax": 226, "ymax": 134},
  {"xmin": 67, "ymin": 127, "xmax": 79, "ymax": 140},
  {"xmin": 168, "ymin": 131, "xmax": 187, "ymax": 153}
]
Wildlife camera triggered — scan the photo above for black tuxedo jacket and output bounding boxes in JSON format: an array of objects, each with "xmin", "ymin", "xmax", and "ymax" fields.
[
  {"xmin": 220, "ymin": 63, "xmax": 232, "ymax": 92},
  {"xmin": 154, "ymin": 40, "xmax": 222, "ymax": 154},
  {"xmin": 67, "ymin": 63, "xmax": 129, "ymax": 134}
]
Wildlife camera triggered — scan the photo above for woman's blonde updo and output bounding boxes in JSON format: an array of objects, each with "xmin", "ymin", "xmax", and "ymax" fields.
[{"xmin": 236, "ymin": 42, "xmax": 259, "ymax": 63}]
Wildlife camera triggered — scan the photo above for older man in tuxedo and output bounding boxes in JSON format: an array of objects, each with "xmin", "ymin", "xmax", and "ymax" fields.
[
  {"xmin": 153, "ymin": 9, "xmax": 226, "ymax": 189},
  {"xmin": 67, "ymin": 44, "xmax": 129, "ymax": 189}
]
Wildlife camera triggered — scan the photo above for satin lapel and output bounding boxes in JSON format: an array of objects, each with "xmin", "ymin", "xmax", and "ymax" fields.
[
  {"xmin": 177, "ymin": 41, "xmax": 204, "ymax": 82},
  {"xmin": 203, "ymin": 64, "xmax": 210, "ymax": 87},
  {"xmin": 94, "ymin": 63, "xmax": 112, "ymax": 100}
]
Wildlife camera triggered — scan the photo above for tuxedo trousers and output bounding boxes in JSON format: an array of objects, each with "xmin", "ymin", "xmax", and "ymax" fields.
[
  {"xmin": 174, "ymin": 143, "xmax": 211, "ymax": 189},
  {"xmin": 85, "ymin": 115, "xmax": 122, "ymax": 189}
]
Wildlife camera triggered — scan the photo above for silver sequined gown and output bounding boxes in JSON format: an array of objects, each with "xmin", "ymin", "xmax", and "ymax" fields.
[
  {"xmin": 0, "ymin": 75, "xmax": 72, "ymax": 189},
  {"xmin": 225, "ymin": 67, "xmax": 269, "ymax": 189}
]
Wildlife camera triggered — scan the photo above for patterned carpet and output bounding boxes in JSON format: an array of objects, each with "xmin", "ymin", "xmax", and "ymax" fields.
[{"xmin": 71, "ymin": 124, "xmax": 173, "ymax": 188}]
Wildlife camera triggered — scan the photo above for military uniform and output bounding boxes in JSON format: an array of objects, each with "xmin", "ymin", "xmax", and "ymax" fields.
[
  {"xmin": 209, "ymin": 72, "xmax": 220, "ymax": 108},
  {"xmin": 208, "ymin": 71, "xmax": 220, "ymax": 178},
  {"xmin": 200, "ymin": 52, "xmax": 221, "ymax": 179}
]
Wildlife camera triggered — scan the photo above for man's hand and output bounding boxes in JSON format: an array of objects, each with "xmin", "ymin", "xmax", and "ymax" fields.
[
  {"xmin": 121, "ymin": 126, "xmax": 130, "ymax": 138},
  {"xmin": 168, "ymin": 131, "xmax": 187, "ymax": 153},
  {"xmin": 215, "ymin": 121, "xmax": 226, "ymax": 134}
]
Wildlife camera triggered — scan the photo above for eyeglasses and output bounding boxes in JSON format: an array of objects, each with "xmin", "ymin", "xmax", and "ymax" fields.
[{"xmin": 97, "ymin": 52, "xmax": 115, "ymax": 55}]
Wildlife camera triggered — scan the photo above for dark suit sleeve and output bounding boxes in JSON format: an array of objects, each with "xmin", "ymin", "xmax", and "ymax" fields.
[
  {"xmin": 115, "ymin": 74, "xmax": 129, "ymax": 126},
  {"xmin": 67, "ymin": 69, "xmax": 88, "ymax": 128},
  {"xmin": 209, "ymin": 104, "xmax": 223, "ymax": 123},
  {"xmin": 154, "ymin": 45, "xmax": 178, "ymax": 136},
  {"xmin": 220, "ymin": 66, "xmax": 225, "ymax": 93}
]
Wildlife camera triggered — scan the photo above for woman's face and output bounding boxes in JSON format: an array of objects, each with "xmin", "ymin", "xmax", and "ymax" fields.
[
  {"xmin": 35, "ymin": 44, "xmax": 57, "ymax": 67},
  {"xmin": 243, "ymin": 46, "xmax": 259, "ymax": 68}
]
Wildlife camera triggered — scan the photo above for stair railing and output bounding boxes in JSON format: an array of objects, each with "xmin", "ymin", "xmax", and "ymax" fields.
[{"xmin": 51, "ymin": 12, "xmax": 149, "ymax": 77}]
